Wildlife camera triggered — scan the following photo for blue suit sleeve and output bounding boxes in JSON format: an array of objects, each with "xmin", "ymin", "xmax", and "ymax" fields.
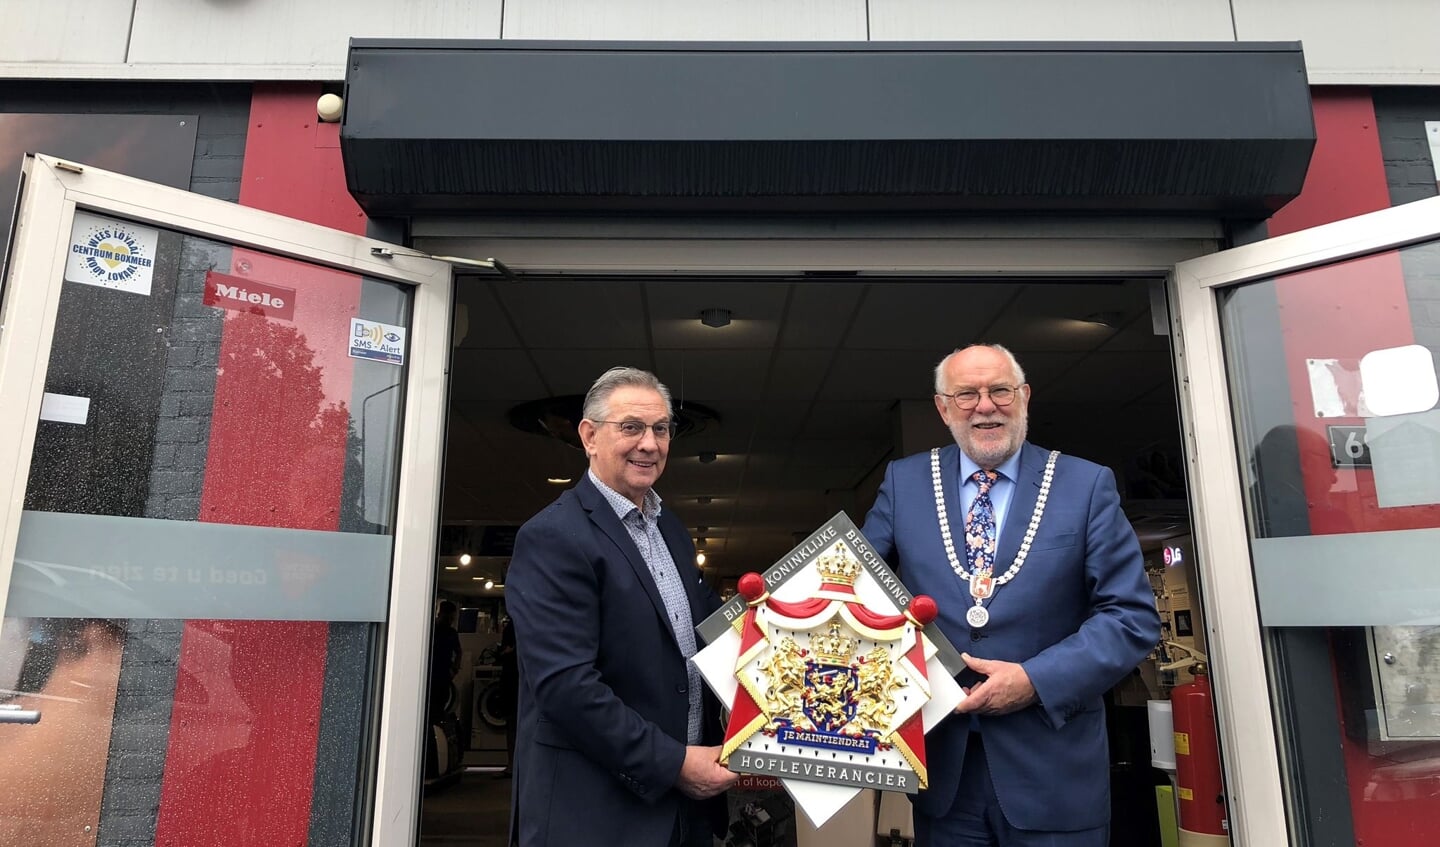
[
  {"xmin": 1021, "ymin": 466, "xmax": 1161, "ymax": 728},
  {"xmin": 861, "ymin": 461, "xmax": 899, "ymax": 569},
  {"xmin": 506, "ymin": 518, "xmax": 687, "ymax": 802}
]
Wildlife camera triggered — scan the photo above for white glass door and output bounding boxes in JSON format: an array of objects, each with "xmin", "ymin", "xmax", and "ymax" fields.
[
  {"xmin": 0, "ymin": 155, "xmax": 451, "ymax": 846},
  {"xmin": 1172, "ymin": 195, "xmax": 1440, "ymax": 847}
]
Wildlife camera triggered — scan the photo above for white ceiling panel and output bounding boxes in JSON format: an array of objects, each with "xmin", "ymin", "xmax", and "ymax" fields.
[
  {"xmin": 448, "ymin": 349, "xmax": 547, "ymax": 404},
  {"xmin": 1234, "ymin": 0, "xmax": 1440, "ymax": 84},
  {"xmin": 496, "ymin": 281, "xmax": 648, "ymax": 349},
  {"xmin": 130, "ymin": 0, "xmax": 502, "ymax": 68},
  {"xmin": 0, "ymin": 0, "xmax": 132, "ymax": 64},
  {"xmin": 525, "ymin": 348, "xmax": 654, "ymax": 397},
  {"xmin": 455, "ymin": 281, "xmax": 521, "ymax": 349},
  {"xmin": 869, "ymin": 0, "xmax": 1234, "ymax": 41},
  {"xmin": 504, "ymin": 0, "xmax": 867, "ymax": 41},
  {"xmin": 778, "ymin": 282, "xmax": 867, "ymax": 349},
  {"xmin": 849, "ymin": 282, "xmax": 1014, "ymax": 350}
]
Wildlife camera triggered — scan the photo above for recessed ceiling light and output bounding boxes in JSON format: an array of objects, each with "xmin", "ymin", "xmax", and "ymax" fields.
[
  {"xmin": 696, "ymin": 552, "xmax": 707, "ymax": 566},
  {"xmin": 444, "ymin": 566, "xmax": 459, "ymax": 571},
  {"xmin": 699, "ymin": 307, "xmax": 732, "ymax": 328},
  {"xmin": 484, "ymin": 579, "xmax": 495, "ymax": 590},
  {"xmin": 459, "ymin": 553, "xmax": 472, "ymax": 565},
  {"xmin": 547, "ymin": 477, "xmax": 573, "ymax": 485}
]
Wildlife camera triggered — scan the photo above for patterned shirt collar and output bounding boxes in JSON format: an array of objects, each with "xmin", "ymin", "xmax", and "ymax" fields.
[{"xmin": 588, "ymin": 469, "xmax": 663, "ymax": 522}]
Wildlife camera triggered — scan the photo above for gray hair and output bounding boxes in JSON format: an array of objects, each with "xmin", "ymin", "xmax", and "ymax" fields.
[
  {"xmin": 582, "ymin": 366, "xmax": 674, "ymax": 421},
  {"xmin": 933, "ymin": 344, "xmax": 1027, "ymax": 393}
]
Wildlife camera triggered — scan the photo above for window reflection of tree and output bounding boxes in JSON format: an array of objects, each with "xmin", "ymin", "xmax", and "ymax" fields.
[{"xmin": 211, "ymin": 314, "xmax": 349, "ymax": 531}]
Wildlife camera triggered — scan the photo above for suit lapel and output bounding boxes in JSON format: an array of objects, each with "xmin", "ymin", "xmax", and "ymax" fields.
[
  {"xmin": 576, "ymin": 476, "xmax": 675, "ymax": 643},
  {"xmin": 994, "ymin": 442, "xmax": 1044, "ymax": 570}
]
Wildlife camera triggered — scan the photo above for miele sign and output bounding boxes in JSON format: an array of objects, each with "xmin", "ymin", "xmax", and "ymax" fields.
[{"xmin": 203, "ymin": 271, "xmax": 296, "ymax": 321}]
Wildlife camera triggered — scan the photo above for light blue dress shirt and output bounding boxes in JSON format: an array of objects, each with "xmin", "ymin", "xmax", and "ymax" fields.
[{"xmin": 958, "ymin": 448, "xmax": 1026, "ymax": 539}]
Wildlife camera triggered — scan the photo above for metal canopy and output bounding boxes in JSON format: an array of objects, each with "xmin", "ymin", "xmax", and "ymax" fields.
[{"xmin": 341, "ymin": 40, "xmax": 1314, "ymax": 217}]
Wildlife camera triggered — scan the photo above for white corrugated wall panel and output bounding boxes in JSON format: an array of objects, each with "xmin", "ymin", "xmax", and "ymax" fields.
[
  {"xmin": 126, "ymin": 0, "xmax": 502, "ymax": 70},
  {"xmin": 502, "ymin": 0, "xmax": 867, "ymax": 41},
  {"xmin": 0, "ymin": 0, "xmax": 133, "ymax": 64},
  {"xmin": 1233, "ymin": 0, "xmax": 1440, "ymax": 84},
  {"xmin": 869, "ymin": 0, "xmax": 1235, "ymax": 42}
]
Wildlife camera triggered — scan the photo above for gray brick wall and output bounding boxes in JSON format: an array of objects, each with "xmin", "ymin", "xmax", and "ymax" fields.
[
  {"xmin": 1374, "ymin": 87, "xmax": 1440, "ymax": 208},
  {"xmin": 99, "ymin": 620, "xmax": 184, "ymax": 847},
  {"xmin": 144, "ymin": 235, "xmax": 228, "ymax": 523}
]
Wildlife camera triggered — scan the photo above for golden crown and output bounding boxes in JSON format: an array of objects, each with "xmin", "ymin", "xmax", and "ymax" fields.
[
  {"xmin": 815, "ymin": 542, "xmax": 860, "ymax": 587},
  {"xmin": 811, "ymin": 622, "xmax": 856, "ymax": 666}
]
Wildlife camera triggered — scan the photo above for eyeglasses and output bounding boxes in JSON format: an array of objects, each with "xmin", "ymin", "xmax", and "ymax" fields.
[
  {"xmin": 591, "ymin": 419, "xmax": 677, "ymax": 440},
  {"xmin": 938, "ymin": 386, "xmax": 1020, "ymax": 410}
]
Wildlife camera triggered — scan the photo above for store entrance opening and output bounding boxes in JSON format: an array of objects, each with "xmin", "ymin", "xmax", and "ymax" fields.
[{"xmin": 418, "ymin": 275, "xmax": 1202, "ymax": 847}]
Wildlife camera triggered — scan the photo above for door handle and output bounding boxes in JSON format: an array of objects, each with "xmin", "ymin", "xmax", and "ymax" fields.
[{"xmin": 0, "ymin": 703, "xmax": 41, "ymax": 724}]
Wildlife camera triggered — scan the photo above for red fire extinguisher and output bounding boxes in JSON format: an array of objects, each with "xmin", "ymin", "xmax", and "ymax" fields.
[{"xmin": 1171, "ymin": 663, "xmax": 1230, "ymax": 846}]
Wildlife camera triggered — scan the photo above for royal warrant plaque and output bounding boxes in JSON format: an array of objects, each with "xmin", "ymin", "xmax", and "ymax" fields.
[{"xmin": 694, "ymin": 512, "xmax": 965, "ymax": 826}]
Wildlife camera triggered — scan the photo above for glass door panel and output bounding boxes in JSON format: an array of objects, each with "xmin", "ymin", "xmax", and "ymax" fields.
[
  {"xmin": 0, "ymin": 156, "xmax": 451, "ymax": 846},
  {"xmin": 1173, "ymin": 196, "xmax": 1440, "ymax": 847}
]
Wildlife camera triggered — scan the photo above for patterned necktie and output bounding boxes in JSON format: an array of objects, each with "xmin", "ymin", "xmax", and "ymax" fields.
[{"xmin": 965, "ymin": 470, "xmax": 999, "ymax": 574}]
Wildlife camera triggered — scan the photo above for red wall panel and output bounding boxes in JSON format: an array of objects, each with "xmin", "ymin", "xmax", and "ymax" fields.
[{"xmin": 154, "ymin": 84, "xmax": 367, "ymax": 847}]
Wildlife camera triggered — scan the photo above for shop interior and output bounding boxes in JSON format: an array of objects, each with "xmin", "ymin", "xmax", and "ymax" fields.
[{"xmin": 417, "ymin": 275, "xmax": 1206, "ymax": 847}]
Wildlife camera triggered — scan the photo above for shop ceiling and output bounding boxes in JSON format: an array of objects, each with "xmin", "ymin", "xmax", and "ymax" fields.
[{"xmin": 439, "ymin": 276, "xmax": 1186, "ymax": 586}]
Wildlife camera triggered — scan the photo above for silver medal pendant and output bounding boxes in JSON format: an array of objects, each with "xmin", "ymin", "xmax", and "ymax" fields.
[{"xmin": 966, "ymin": 604, "xmax": 990, "ymax": 628}]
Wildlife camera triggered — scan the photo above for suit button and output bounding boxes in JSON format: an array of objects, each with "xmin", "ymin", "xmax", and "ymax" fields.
[
  {"xmin": 970, "ymin": 630, "xmax": 984, "ymax": 642},
  {"xmin": 676, "ymin": 683, "xmax": 686, "ymax": 694}
]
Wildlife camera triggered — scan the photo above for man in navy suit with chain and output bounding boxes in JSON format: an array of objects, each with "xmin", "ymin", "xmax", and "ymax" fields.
[
  {"xmin": 862, "ymin": 344, "xmax": 1160, "ymax": 847},
  {"xmin": 507, "ymin": 366, "xmax": 737, "ymax": 846}
]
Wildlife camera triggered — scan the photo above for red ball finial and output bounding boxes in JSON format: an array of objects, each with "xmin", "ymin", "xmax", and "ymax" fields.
[
  {"xmin": 738, "ymin": 572, "xmax": 767, "ymax": 602},
  {"xmin": 908, "ymin": 595, "xmax": 938, "ymax": 625}
]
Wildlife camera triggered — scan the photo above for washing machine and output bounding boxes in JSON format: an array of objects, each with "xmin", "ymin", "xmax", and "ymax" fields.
[{"xmin": 471, "ymin": 663, "xmax": 509, "ymax": 750}]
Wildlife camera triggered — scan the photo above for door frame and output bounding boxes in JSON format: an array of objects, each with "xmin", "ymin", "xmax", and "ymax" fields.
[
  {"xmin": 1171, "ymin": 194, "xmax": 1440, "ymax": 846},
  {"xmin": 0, "ymin": 154, "xmax": 453, "ymax": 845}
]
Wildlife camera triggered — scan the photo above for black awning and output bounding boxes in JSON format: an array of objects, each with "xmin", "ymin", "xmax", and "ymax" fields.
[{"xmin": 341, "ymin": 40, "xmax": 1314, "ymax": 217}]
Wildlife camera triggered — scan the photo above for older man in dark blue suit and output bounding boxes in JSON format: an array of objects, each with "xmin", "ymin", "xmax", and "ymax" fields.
[
  {"xmin": 863, "ymin": 344, "xmax": 1160, "ymax": 847},
  {"xmin": 506, "ymin": 366, "xmax": 736, "ymax": 847}
]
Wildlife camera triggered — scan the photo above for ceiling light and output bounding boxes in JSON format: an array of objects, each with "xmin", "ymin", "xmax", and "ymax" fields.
[
  {"xmin": 696, "ymin": 552, "xmax": 707, "ymax": 566},
  {"xmin": 699, "ymin": 307, "xmax": 732, "ymax": 328},
  {"xmin": 459, "ymin": 553, "xmax": 472, "ymax": 565},
  {"xmin": 444, "ymin": 566, "xmax": 459, "ymax": 571},
  {"xmin": 484, "ymin": 579, "xmax": 494, "ymax": 590},
  {"xmin": 547, "ymin": 477, "xmax": 572, "ymax": 485}
]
